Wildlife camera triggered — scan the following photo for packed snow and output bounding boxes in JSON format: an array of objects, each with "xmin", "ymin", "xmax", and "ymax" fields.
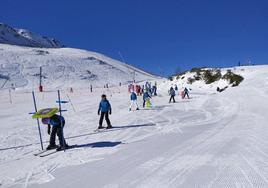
[
  {"xmin": 1, "ymin": 64, "xmax": 268, "ymax": 188},
  {"xmin": 0, "ymin": 44, "xmax": 156, "ymax": 90}
]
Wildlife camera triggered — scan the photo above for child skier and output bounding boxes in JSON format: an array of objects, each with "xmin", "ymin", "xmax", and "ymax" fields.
[
  {"xmin": 143, "ymin": 90, "xmax": 151, "ymax": 108},
  {"xmin": 41, "ymin": 114, "xmax": 68, "ymax": 151},
  {"xmin": 129, "ymin": 91, "xmax": 139, "ymax": 111},
  {"xmin": 183, "ymin": 87, "xmax": 190, "ymax": 99},
  {"xmin": 98, "ymin": 94, "xmax": 112, "ymax": 129},
  {"xmin": 169, "ymin": 87, "xmax": 176, "ymax": 103}
]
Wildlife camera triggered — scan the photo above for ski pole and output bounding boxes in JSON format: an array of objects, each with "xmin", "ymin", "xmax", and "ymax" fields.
[
  {"xmin": 65, "ymin": 93, "xmax": 76, "ymax": 112},
  {"xmin": 57, "ymin": 90, "xmax": 66, "ymax": 151},
  {"xmin": 32, "ymin": 91, "xmax": 44, "ymax": 150}
]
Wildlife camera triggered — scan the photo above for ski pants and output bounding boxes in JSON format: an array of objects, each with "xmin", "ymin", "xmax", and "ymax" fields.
[
  {"xmin": 169, "ymin": 95, "xmax": 176, "ymax": 103},
  {"xmin": 184, "ymin": 92, "xmax": 189, "ymax": 99},
  {"xmin": 130, "ymin": 100, "xmax": 139, "ymax": 110},
  {"xmin": 50, "ymin": 124, "xmax": 66, "ymax": 147},
  {"xmin": 143, "ymin": 100, "xmax": 146, "ymax": 107},
  {"xmin": 99, "ymin": 112, "xmax": 111, "ymax": 127}
]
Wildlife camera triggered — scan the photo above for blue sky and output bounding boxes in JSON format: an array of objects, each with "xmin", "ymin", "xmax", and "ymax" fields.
[{"xmin": 1, "ymin": 0, "xmax": 268, "ymax": 75}]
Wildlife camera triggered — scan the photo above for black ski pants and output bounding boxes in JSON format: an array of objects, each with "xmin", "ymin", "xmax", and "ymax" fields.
[
  {"xmin": 99, "ymin": 112, "xmax": 111, "ymax": 127},
  {"xmin": 169, "ymin": 95, "xmax": 176, "ymax": 103},
  {"xmin": 50, "ymin": 124, "xmax": 66, "ymax": 147},
  {"xmin": 184, "ymin": 92, "xmax": 189, "ymax": 99}
]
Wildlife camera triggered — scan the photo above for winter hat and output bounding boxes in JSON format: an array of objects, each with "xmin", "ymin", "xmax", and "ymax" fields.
[
  {"xmin": 101, "ymin": 94, "xmax": 106, "ymax": 98},
  {"xmin": 41, "ymin": 118, "xmax": 50, "ymax": 124}
]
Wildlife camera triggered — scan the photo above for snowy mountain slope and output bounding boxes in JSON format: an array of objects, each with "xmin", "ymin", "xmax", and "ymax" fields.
[
  {"xmin": 1, "ymin": 65, "xmax": 268, "ymax": 188},
  {"xmin": 161, "ymin": 67, "xmax": 246, "ymax": 94},
  {"xmin": 0, "ymin": 44, "xmax": 156, "ymax": 90},
  {"xmin": 0, "ymin": 23, "xmax": 63, "ymax": 48}
]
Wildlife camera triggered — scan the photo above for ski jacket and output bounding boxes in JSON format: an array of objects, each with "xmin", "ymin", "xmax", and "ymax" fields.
[
  {"xmin": 170, "ymin": 88, "xmax": 176, "ymax": 96},
  {"xmin": 98, "ymin": 99, "xmax": 111, "ymax": 113},
  {"xmin": 184, "ymin": 88, "xmax": 189, "ymax": 93},
  {"xmin": 130, "ymin": 92, "xmax": 137, "ymax": 100},
  {"xmin": 143, "ymin": 92, "xmax": 151, "ymax": 100},
  {"xmin": 49, "ymin": 114, "xmax": 65, "ymax": 127}
]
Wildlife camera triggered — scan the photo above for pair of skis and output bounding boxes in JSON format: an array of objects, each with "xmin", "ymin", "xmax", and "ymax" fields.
[
  {"xmin": 34, "ymin": 149, "xmax": 59, "ymax": 157},
  {"xmin": 34, "ymin": 145, "xmax": 78, "ymax": 157}
]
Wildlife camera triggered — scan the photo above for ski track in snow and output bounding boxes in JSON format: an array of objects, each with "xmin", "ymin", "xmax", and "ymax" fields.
[{"xmin": 0, "ymin": 65, "xmax": 268, "ymax": 188}]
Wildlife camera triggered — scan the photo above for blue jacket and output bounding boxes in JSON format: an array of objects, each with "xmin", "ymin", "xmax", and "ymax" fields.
[
  {"xmin": 130, "ymin": 92, "xmax": 137, "ymax": 100},
  {"xmin": 49, "ymin": 114, "xmax": 65, "ymax": 127},
  {"xmin": 170, "ymin": 88, "xmax": 175, "ymax": 96},
  {"xmin": 143, "ymin": 92, "xmax": 150, "ymax": 100},
  {"xmin": 98, "ymin": 99, "xmax": 111, "ymax": 113}
]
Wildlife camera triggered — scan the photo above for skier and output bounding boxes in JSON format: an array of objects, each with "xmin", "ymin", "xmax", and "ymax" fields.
[
  {"xmin": 129, "ymin": 91, "xmax": 139, "ymax": 111},
  {"xmin": 152, "ymin": 85, "xmax": 157, "ymax": 96},
  {"xmin": 41, "ymin": 114, "xmax": 68, "ymax": 151},
  {"xmin": 98, "ymin": 94, "xmax": 112, "ymax": 129},
  {"xmin": 174, "ymin": 84, "xmax": 178, "ymax": 95},
  {"xmin": 174, "ymin": 84, "xmax": 178, "ymax": 91},
  {"xmin": 137, "ymin": 85, "xmax": 141, "ymax": 96},
  {"xmin": 135, "ymin": 85, "xmax": 139, "ymax": 94},
  {"xmin": 183, "ymin": 87, "xmax": 190, "ymax": 99},
  {"xmin": 142, "ymin": 85, "xmax": 145, "ymax": 94},
  {"xmin": 128, "ymin": 84, "xmax": 131, "ymax": 93},
  {"xmin": 143, "ymin": 90, "xmax": 151, "ymax": 108},
  {"xmin": 90, "ymin": 85, "xmax": 93, "ymax": 92},
  {"xmin": 169, "ymin": 87, "xmax": 176, "ymax": 103}
]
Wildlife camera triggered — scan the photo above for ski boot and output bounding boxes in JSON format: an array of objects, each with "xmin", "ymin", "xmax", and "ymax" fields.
[
  {"xmin": 46, "ymin": 144, "xmax": 58, "ymax": 150},
  {"xmin": 98, "ymin": 126, "xmax": 105, "ymax": 129},
  {"xmin": 56, "ymin": 144, "xmax": 69, "ymax": 151}
]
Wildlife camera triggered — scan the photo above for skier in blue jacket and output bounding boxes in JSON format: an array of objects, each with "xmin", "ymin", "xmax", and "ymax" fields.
[
  {"xmin": 129, "ymin": 91, "xmax": 139, "ymax": 111},
  {"xmin": 183, "ymin": 87, "xmax": 190, "ymax": 99},
  {"xmin": 98, "ymin": 94, "xmax": 112, "ymax": 129},
  {"xmin": 143, "ymin": 90, "xmax": 151, "ymax": 108},
  {"xmin": 41, "ymin": 114, "xmax": 68, "ymax": 151},
  {"xmin": 169, "ymin": 87, "xmax": 176, "ymax": 103}
]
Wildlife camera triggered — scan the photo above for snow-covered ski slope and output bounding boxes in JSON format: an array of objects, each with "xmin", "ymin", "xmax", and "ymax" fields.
[
  {"xmin": 0, "ymin": 23, "xmax": 62, "ymax": 48},
  {"xmin": 1, "ymin": 65, "xmax": 268, "ymax": 188},
  {"xmin": 0, "ymin": 44, "xmax": 155, "ymax": 90}
]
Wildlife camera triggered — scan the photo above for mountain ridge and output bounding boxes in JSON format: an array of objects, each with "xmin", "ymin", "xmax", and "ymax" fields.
[{"xmin": 0, "ymin": 23, "xmax": 63, "ymax": 48}]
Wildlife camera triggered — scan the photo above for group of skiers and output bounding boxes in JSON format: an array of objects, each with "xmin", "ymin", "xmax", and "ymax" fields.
[
  {"xmin": 169, "ymin": 85, "xmax": 190, "ymax": 103},
  {"xmin": 128, "ymin": 82, "xmax": 157, "ymax": 96},
  {"xmin": 40, "ymin": 82, "xmax": 190, "ymax": 151}
]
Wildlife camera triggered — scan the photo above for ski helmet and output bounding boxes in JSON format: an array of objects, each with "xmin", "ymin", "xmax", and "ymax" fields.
[{"xmin": 41, "ymin": 118, "xmax": 50, "ymax": 124}]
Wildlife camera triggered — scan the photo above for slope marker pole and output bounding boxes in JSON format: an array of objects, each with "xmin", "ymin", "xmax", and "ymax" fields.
[
  {"xmin": 32, "ymin": 91, "xmax": 44, "ymax": 150},
  {"xmin": 57, "ymin": 90, "xmax": 66, "ymax": 151}
]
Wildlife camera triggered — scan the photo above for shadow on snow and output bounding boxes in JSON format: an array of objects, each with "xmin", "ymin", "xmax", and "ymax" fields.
[
  {"xmin": 71, "ymin": 141, "xmax": 122, "ymax": 149},
  {"xmin": 0, "ymin": 123, "xmax": 155, "ymax": 151}
]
